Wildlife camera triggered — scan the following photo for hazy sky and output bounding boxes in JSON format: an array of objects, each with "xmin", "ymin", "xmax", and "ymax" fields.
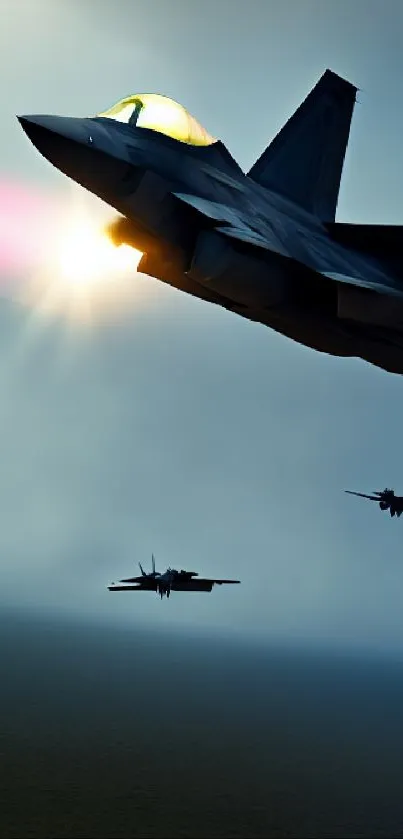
[{"xmin": 2, "ymin": 0, "xmax": 403, "ymax": 653}]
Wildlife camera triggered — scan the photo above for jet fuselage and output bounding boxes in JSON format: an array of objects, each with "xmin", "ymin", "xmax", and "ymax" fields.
[{"xmin": 19, "ymin": 72, "xmax": 403, "ymax": 374}]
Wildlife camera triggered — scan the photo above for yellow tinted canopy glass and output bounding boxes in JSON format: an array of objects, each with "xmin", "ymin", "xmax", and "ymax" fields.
[{"xmin": 97, "ymin": 93, "xmax": 216, "ymax": 147}]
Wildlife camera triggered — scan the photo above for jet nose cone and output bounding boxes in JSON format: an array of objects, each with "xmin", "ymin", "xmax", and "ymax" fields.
[
  {"xmin": 17, "ymin": 112, "xmax": 137, "ymax": 207},
  {"xmin": 17, "ymin": 113, "xmax": 117, "ymax": 193},
  {"xmin": 18, "ymin": 114, "xmax": 92, "ymax": 154},
  {"xmin": 18, "ymin": 114, "xmax": 52, "ymax": 148},
  {"xmin": 18, "ymin": 114, "xmax": 58, "ymax": 135},
  {"xmin": 17, "ymin": 115, "xmax": 32, "ymax": 130}
]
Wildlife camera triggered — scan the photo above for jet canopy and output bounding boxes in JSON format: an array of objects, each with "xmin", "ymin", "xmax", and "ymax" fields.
[{"xmin": 97, "ymin": 93, "xmax": 217, "ymax": 147}]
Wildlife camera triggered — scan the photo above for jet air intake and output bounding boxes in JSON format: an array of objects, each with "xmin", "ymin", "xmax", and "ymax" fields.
[{"xmin": 187, "ymin": 230, "xmax": 294, "ymax": 309}]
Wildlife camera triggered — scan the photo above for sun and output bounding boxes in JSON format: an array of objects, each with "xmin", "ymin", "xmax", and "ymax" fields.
[
  {"xmin": 56, "ymin": 215, "xmax": 139, "ymax": 288},
  {"xmin": 20, "ymin": 195, "xmax": 144, "ymax": 324}
]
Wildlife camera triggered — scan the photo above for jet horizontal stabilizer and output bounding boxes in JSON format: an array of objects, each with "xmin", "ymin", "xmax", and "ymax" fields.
[{"xmin": 326, "ymin": 222, "xmax": 403, "ymax": 269}]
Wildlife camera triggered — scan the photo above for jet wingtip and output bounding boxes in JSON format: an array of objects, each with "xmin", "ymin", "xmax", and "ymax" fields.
[{"xmin": 218, "ymin": 579, "xmax": 241, "ymax": 584}]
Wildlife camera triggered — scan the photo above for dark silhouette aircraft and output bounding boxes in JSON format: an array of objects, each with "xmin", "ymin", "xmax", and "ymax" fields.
[
  {"xmin": 108, "ymin": 555, "xmax": 240, "ymax": 599},
  {"xmin": 345, "ymin": 488, "xmax": 403, "ymax": 517},
  {"xmin": 18, "ymin": 71, "xmax": 403, "ymax": 374}
]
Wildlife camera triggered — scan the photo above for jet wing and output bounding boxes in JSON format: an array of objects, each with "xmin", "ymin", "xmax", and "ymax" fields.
[
  {"xmin": 173, "ymin": 193, "xmax": 235, "ymax": 224},
  {"xmin": 345, "ymin": 490, "xmax": 379, "ymax": 501},
  {"xmin": 196, "ymin": 578, "xmax": 240, "ymax": 587},
  {"xmin": 108, "ymin": 582, "xmax": 157, "ymax": 591},
  {"xmin": 215, "ymin": 223, "xmax": 276, "ymax": 251},
  {"xmin": 171, "ymin": 578, "xmax": 240, "ymax": 592},
  {"xmin": 209, "ymin": 579, "xmax": 241, "ymax": 585},
  {"xmin": 172, "ymin": 580, "xmax": 214, "ymax": 592},
  {"xmin": 173, "ymin": 193, "xmax": 289, "ymax": 256}
]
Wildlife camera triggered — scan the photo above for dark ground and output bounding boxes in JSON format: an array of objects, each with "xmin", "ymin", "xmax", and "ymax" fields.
[{"xmin": 2, "ymin": 610, "xmax": 403, "ymax": 838}]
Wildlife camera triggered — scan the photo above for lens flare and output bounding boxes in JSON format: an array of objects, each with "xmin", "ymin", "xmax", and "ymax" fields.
[
  {"xmin": 56, "ymin": 215, "xmax": 139, "ymax": 288},
  {"xmin": 0, "ymin": 179, "xmax": 144, "ymax": 325},
  {"xmin": 0, "ymin": 179, "xmax": 55, "ymax": 277}
]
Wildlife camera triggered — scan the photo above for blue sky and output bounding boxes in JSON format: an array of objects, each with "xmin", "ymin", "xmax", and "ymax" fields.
[{"xmin": 1, "ymin": 0, "xmax": 403, "ymax": 653}]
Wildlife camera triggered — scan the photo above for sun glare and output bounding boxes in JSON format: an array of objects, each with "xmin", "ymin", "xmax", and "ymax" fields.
[
  {"xmin": 57, "ymin": 217, "xmax": 139, "ymax": 288},
  {"xmin": 20, "ymin": 195, "xmax": 144, "ymax": 324}
]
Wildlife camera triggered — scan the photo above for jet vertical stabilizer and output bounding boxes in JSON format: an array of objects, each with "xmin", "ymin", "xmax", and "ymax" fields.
[{"xmin": 247, "ymin": 69, "xmax": 357, "ymax": 221}]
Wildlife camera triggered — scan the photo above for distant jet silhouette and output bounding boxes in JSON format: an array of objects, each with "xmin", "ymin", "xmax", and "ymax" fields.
[
  {"xmin": 345, "ymin": 488, "xmax": 403, "ymax": 518},
  {"xmin": 108, "ymin": 555, "xmax": 240, "ymax": 600}
]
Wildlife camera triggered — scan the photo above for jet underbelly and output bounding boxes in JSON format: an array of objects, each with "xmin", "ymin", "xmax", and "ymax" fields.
[
  {"xmin": 187, "ymin": 230, "xmax": 295, "ymax": 308},
  {"xmin": 337, "ymin": 282, "xmax": 403, "ymax": 328}
]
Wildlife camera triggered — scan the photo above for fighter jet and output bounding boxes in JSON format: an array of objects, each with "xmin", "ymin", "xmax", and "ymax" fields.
[
  {"xmin": 108, "ymin": 555, "xmax": 240, "ymax": 599},
  {"xmin": 345, "ymin": 488, "xmax": 403, "ymax": 517},
  {"xmin": 18, "ymin": 70, "xmax": 403, "ymax": 374}
]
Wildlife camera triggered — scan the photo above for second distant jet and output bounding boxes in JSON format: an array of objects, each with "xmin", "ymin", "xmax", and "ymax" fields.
[{"xmin": 345, "ymin": 488, "xmax": 403, "ymax": 518}]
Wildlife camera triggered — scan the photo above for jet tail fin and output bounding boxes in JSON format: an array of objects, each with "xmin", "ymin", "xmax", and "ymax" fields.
[{"xmin": 247, "ymin": 69, "xmax": 358, "ymax": 221}]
